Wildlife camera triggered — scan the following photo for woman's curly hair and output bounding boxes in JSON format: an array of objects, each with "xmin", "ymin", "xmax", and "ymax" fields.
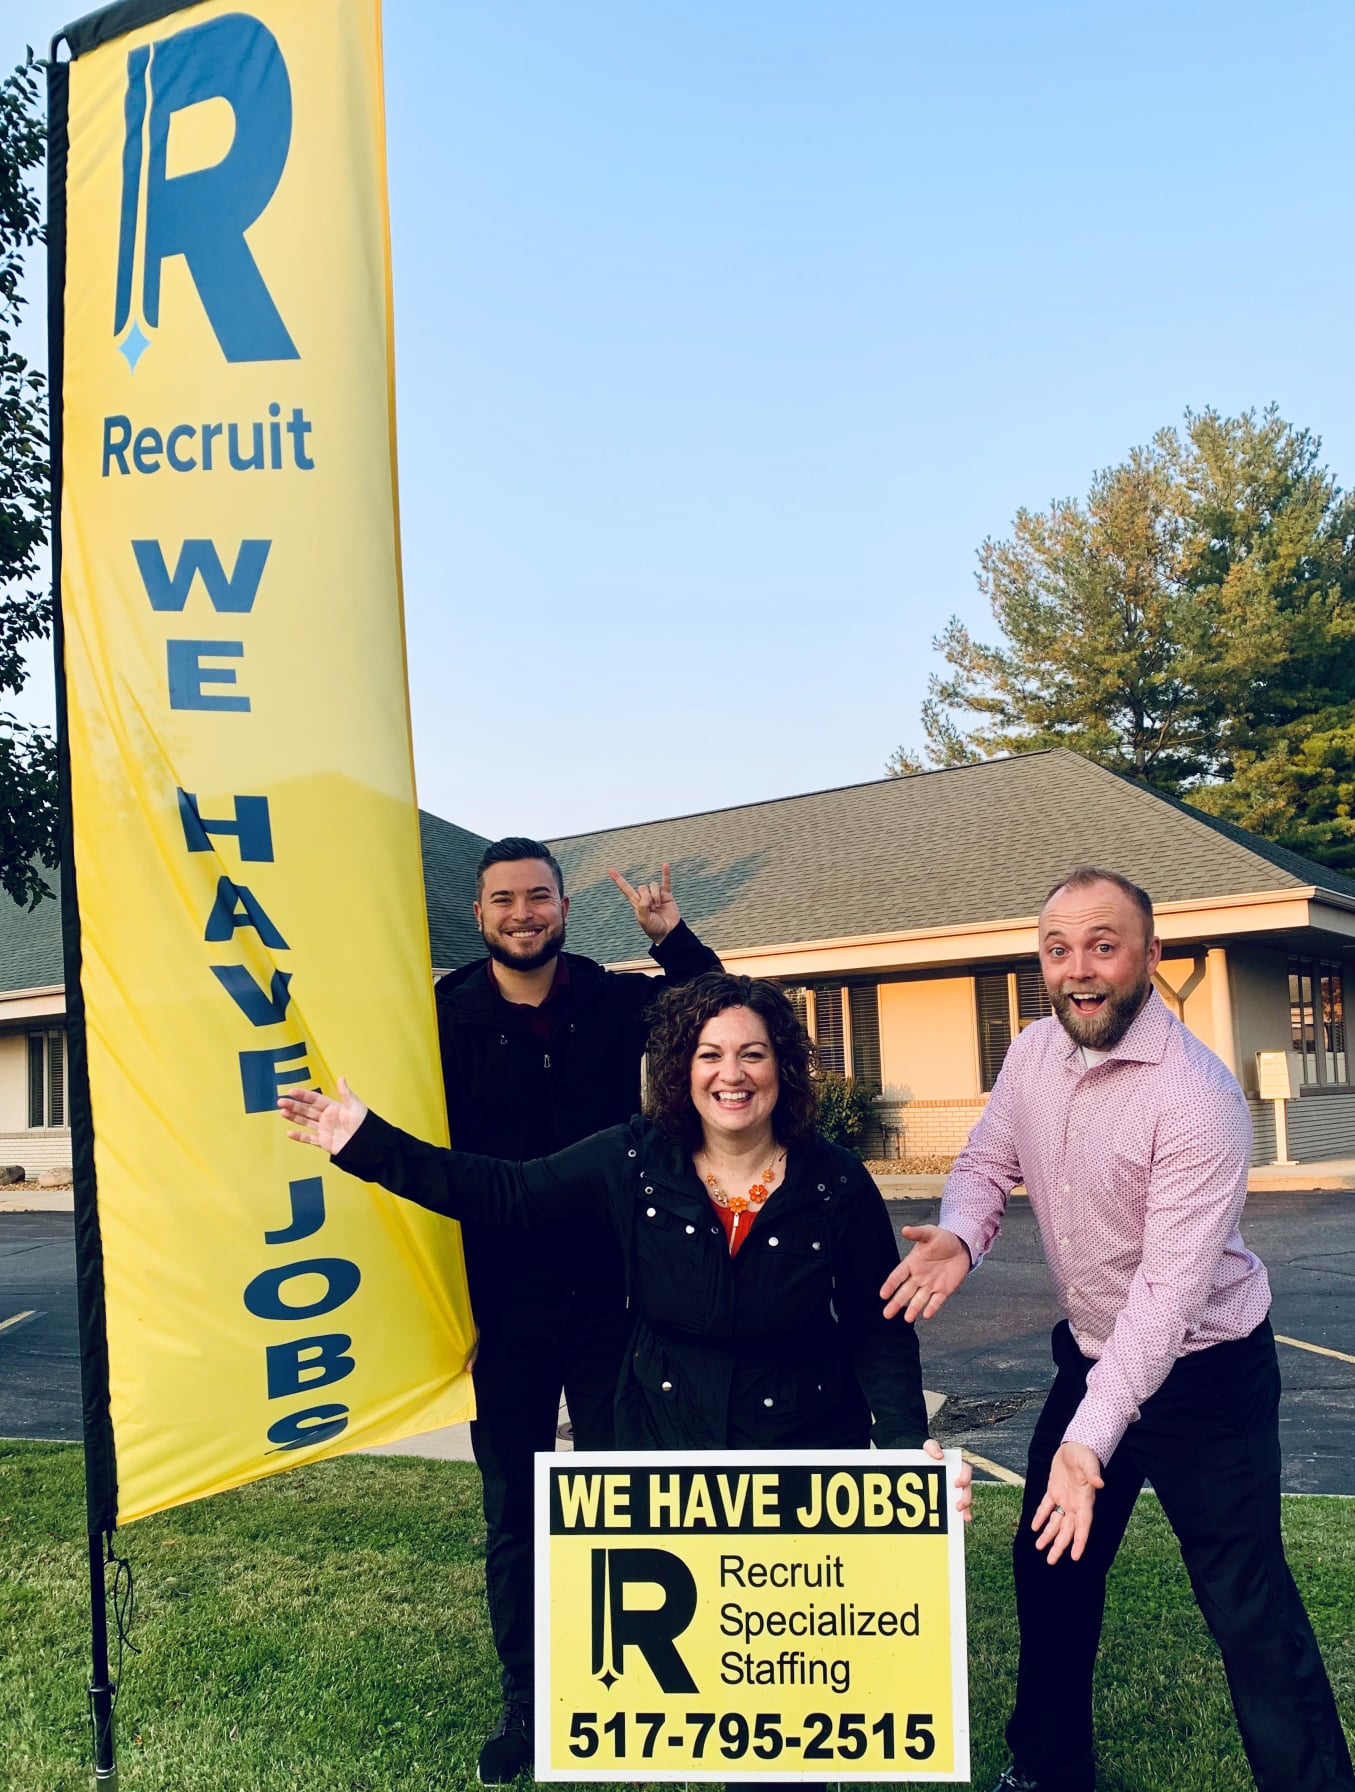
[{"xmin": 644, "ymin": 972, "xmax": 819, "ymax": 1148}]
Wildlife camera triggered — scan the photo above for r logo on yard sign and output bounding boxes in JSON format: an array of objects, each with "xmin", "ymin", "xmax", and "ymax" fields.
[
  {"xmin": 591, "ymin": 1548, "xmax": 699, "ymax": 1693},
  {"xmin": 114, "ymin": 12, "xmax": 300, "ymax": 368}
]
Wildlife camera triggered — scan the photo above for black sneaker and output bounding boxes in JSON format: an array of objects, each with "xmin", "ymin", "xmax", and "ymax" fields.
[
  {"xmin": 477, "ymin": 1701, "xmax": 534, "ymax": 1784},
  {"xmin": 991, "ymin": 1770, "xmax": 1043, "ymax": 1792}
]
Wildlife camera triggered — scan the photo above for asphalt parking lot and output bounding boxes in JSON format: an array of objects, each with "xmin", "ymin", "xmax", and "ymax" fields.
[
  {"xmin": 883, "ymin": 1189, "xmax": 1355, "ymax": 1494},
  {"xmin": 3, "ymin": 1192, "xmax": 1352, "ymax": 1492}
]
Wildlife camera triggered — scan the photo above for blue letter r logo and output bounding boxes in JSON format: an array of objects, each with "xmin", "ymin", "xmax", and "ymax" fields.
[{"xmin": 114, "ymin": 13, "xmax": 299, "ymax": 366}]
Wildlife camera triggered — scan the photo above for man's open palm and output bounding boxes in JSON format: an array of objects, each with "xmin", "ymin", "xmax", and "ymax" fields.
[{"xmin": 880, "ymin": 1225, "xmax": 971, "ymax": 1322}]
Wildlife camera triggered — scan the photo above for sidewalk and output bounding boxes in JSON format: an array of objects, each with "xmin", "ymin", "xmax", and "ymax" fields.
[
  {"xmin": 360, "ymin": 1389, "xmax": 951, "ymax": 1466},
  {"xmin": 876, "ymin": 1160, "xmax": 1355, "ymax": 1197},
  {"xmin": 1246, "ymin": 1157, "xmax": 1355, "ymax": 1192},
  {"xmin": 0, "ymin": 1188, "xmax": 74, "ymax": 1213},
  {"xmin": 7, "ymin": 1157, "xmax": 1355, "ymax": 1214}
]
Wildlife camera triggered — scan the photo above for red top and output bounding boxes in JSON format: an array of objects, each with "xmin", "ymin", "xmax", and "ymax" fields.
[{"xmin": 710, "ymin": 1198, "xmax": 770, "ymax": 1257}]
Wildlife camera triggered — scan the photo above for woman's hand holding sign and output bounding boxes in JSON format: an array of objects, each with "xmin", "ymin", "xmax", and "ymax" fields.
[
  {"xmin": 279, "ymin": 1078, "xmax": 368, "ymax": 1156},
  {"xmin": 922, "ymin": 1437, "xmax": 974, "ymax": 1523}
]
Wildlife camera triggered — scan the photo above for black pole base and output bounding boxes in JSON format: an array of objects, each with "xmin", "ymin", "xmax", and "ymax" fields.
[
  {"xmin": 88, "ymin": 1677, "xmax": 116, "ymax": 1787},
  {"xmin": 87, "ymin": 1530, "xmax": 118, "ymax": 1787}
]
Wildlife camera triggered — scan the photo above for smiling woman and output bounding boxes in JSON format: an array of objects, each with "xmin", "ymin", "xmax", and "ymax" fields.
[{"xmin": 277, "ymin": 971, "xmax": 970, "ymax": 1508}]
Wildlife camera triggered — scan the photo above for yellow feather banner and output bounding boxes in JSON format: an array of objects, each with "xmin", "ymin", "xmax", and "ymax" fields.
[{"xmin": 52, "ymin": 0, "xmax": 475, "ymax": 1525}]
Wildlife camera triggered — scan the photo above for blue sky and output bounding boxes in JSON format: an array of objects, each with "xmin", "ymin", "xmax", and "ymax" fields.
[{"xmin": 11, "ymin": 0, "xmax": 1355, "ymax": 839}]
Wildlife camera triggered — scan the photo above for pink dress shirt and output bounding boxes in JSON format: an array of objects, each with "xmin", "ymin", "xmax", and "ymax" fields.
[{"xmin": 939, "ymin": 990, "xmax": 1271, "ymax": 1464}]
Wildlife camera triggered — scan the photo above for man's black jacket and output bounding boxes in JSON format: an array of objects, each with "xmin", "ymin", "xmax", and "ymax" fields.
[{"xmin": 434, "ymin": 919, "xmax": 720, "ymax": 1330}]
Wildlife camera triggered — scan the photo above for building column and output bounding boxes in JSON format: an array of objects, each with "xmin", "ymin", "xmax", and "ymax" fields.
[{"xmin": 1207, "ymin": 946, "xmax": 1238, "ymax": 1076}]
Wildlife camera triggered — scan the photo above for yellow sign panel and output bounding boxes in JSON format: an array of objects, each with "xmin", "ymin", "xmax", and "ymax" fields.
[
  {"xmin": 57, "ymin": 0, "xmax": 475, "ymax": 1523},
  {"xmin": 536, "ymin": 1451, "xmax": 969, "ymax": 1781}
]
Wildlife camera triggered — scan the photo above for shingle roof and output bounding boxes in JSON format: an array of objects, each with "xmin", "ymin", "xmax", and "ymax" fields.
[
  {"xmin": 0, "ymin": 818, "xmax": 491, "ymax": 998},
  {"xmin": 6, "ymin": 752, "xmax": 1353, "ymax": 993},
  {"xmin": 0, "ymin": 868, "xmax": 64, "ymax": 994},
  {"xmin": 548, "ymin": 749, "xmax": 1355, "ymax": 964},
  {"xmin": 418, "ymin": 810, "xmax": 490, "ymax": 969}
]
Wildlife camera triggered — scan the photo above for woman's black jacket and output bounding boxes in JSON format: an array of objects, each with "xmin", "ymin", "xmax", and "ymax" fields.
[{"xmin": 332, "ymin": 1112, "xmax": 928, "ymax": 1453}]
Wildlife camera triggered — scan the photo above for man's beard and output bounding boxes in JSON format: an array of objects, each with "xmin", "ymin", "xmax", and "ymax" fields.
[
  {"xmin": 1050, "ymin": 971, "xmax": 1151, "ymax": 1050},
  {"xmin": 482, "ymin": 921, "xmax": 565, "ymax": 974}
]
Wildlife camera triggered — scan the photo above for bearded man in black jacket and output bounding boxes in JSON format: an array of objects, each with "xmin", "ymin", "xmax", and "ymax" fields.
[{"xmin": 437, "ymin": 836, "xmax": 720, "ymax": 1782}]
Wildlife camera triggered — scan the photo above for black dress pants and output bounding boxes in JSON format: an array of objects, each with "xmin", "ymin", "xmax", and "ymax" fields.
[
  {"xmin": 470, "ymin": 1302, "xmax": 628, "ymax": 1701},
  {"xmin": 1007, "ymin": 1317, "xmax": 1354, "ymax": 1792}
]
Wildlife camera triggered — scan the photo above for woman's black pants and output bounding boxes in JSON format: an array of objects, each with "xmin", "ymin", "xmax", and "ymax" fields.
[{"xmin": 1006, "ymin": 1318, "xmax": 1354, "ymax": 1792}]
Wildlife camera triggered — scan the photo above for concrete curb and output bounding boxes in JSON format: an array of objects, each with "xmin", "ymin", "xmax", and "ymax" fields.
[
  {"xmin": 0, "ymin": 1190, "xmax": 74, "ymax": 1213},
  {"xmin": 7, "ymin": 1168, "xmax": 1355, "ymax": 1216},
  {"xmin": 877, "ymin": 1172, "xmax": 1355, "ymax": 1198},
  {"xmin": 363, "ymin": 1388, "xmax": 952, "ymax": 1463}
]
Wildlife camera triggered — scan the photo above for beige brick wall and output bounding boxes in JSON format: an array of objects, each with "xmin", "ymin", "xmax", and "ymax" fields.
[
  {"xmin": 0, "ymin": 1129, "xmax": 73, "ymax": 1175},
  {"xmin": 877, "ymin": 1096, "xmax": 988, "ymax": 1158}
]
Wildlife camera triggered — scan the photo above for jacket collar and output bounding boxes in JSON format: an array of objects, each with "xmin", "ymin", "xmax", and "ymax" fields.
[
  {"xmin": 1058, "ymin": 985, "xmax": 1174, "ymax": 1069},
  {"xmin": 635, "ymin": 1120, "xmax": 838, "ymax": 1220},
  {"xmin": 436, "ymin": 951, "xmax": 606, "ymax": 1025}
]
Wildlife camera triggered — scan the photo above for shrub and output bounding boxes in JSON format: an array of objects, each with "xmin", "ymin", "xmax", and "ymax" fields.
[{"xmin": 813, "ymin": 1071, "xmax": 878, "ymax": 1152}]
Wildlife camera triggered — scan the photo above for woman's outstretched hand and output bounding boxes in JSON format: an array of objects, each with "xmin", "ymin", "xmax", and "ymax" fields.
[
  {"xmin": 278, "ymin": 1078, "xmax": 369, "ymax": 1156},
  {"xmin": 923, "ymin": 1437, "xmax": 973, "ymax": 1523}
]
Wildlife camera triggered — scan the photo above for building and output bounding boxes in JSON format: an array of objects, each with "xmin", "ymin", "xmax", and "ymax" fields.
[{"xmin": 5, "ymin": 750, "xmax": 1355, "ymax": 1172}]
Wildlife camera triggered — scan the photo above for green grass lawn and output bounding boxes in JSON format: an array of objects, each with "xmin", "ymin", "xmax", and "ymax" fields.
[{"xmin": 2, "ymin": 1439, "xmax": 1352, "ymax": 1791}]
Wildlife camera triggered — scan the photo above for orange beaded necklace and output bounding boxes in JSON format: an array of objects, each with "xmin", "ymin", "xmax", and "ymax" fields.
[{"xmin": 698, "ymin": 1148, "xmax": 787, "ymax": 1248}]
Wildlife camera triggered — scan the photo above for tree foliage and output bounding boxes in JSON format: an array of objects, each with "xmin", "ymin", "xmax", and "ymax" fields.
[
  {"xmin": 889, "ymin": 409, "xmax": 1355, "ymax": 860},
  {"xmin": 0, "ymin": 50, "xmax": 55, "ymax": 909},
  {"xmin": 1190, "ymin": 709, "xmax": 1355, "ymax": 870}
]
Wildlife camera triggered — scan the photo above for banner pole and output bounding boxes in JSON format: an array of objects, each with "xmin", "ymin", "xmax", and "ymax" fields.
[
  {"xmin": 47, "ymin": 38, "xmax": 122, "ymax": 1787},
  {"xmin": 86, "ymin": 1533, "xmax": 118, "ymax": 1786}
]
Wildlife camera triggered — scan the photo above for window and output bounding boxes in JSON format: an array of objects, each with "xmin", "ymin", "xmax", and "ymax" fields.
[
  {"xmin": 1289, "ymin": 957, "xmax": 1349, "ymax": 1087},
  {"xmin": 810, "ymin": 987, "xmax": 846, "ymax": 1075},
  {"xmin": 1016, "ymin": 966, "xmax": 1052, "ymax": 1030},
  {"xmin": 847, "ymin": 985, "xmax": 883, "ymax": 1092},
  {"xmin": 976, "ymin": 962, "xmax": 1050, "ymax": 1089},
  {"xmin": 784, "ymin": 983, "xmax": 881, "ymax": 1086},
  {"xmin": 974, "ymin": 973, "xmax": 1011, "ymax": 1091},
  {"xmin": 27, "ymin": 1029, "xmax": 67, "ymax": 1128}
]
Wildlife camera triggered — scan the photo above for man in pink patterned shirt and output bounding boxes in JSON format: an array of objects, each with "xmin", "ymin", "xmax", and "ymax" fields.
[{"xmin": 882, "ymin": 866, "xmax": 1354, "ymax": 1792}]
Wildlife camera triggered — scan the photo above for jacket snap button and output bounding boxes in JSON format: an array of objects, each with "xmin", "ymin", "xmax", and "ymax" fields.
[
  {"xmin": 768, "ymin": 1236, "xmax": 779, "ymax": 1247},
  {"xmin": 840, "ymin": 1175, "xmax": 848, "ymax": 1183},
  {"xmin": 646, "ymin": 1207, "xmax": 656, "ymax": 1218},
  {"xmin": 816, "ymin": 1183, "xmax": 826, "ymax": 1192},
  {"xmin": 763, "ymin": 1396, "xmax": 774, "ymax": 1407},
  {"xmin": 711, "ymin": 1225, "xmax": 719, "ymax": 1234},
  {"xmin": 812, "ymin": 1241, "xmax": 821, "ymax": 1251},
  {"xmin": 661, "ymin": 1380, "xmax": 673, "ymax": 1392},
  {"xmin": 685, "ymin": 1224, "xmax": 695, "ymax": 1235},
  {"xmin": 644, "ymin": 1186, "xmax": 654, "ymax": 1194},
  {"xmin": 627, "ymin": 1149, "xmax": 637, "ymax": 1158}
]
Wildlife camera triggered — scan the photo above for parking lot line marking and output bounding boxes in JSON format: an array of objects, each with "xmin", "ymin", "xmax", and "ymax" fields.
[
  {"xmin": 962, "ymin": 1448, "xmax": 1025, "ymax": 1486},
  {"xmin": 0, "ymin": 1310, "xmax": 36, "ymax": 1335},
  {"xmin": 1276, "ymin": 1333, "xmax": 1355, "ymax": 1367}
]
